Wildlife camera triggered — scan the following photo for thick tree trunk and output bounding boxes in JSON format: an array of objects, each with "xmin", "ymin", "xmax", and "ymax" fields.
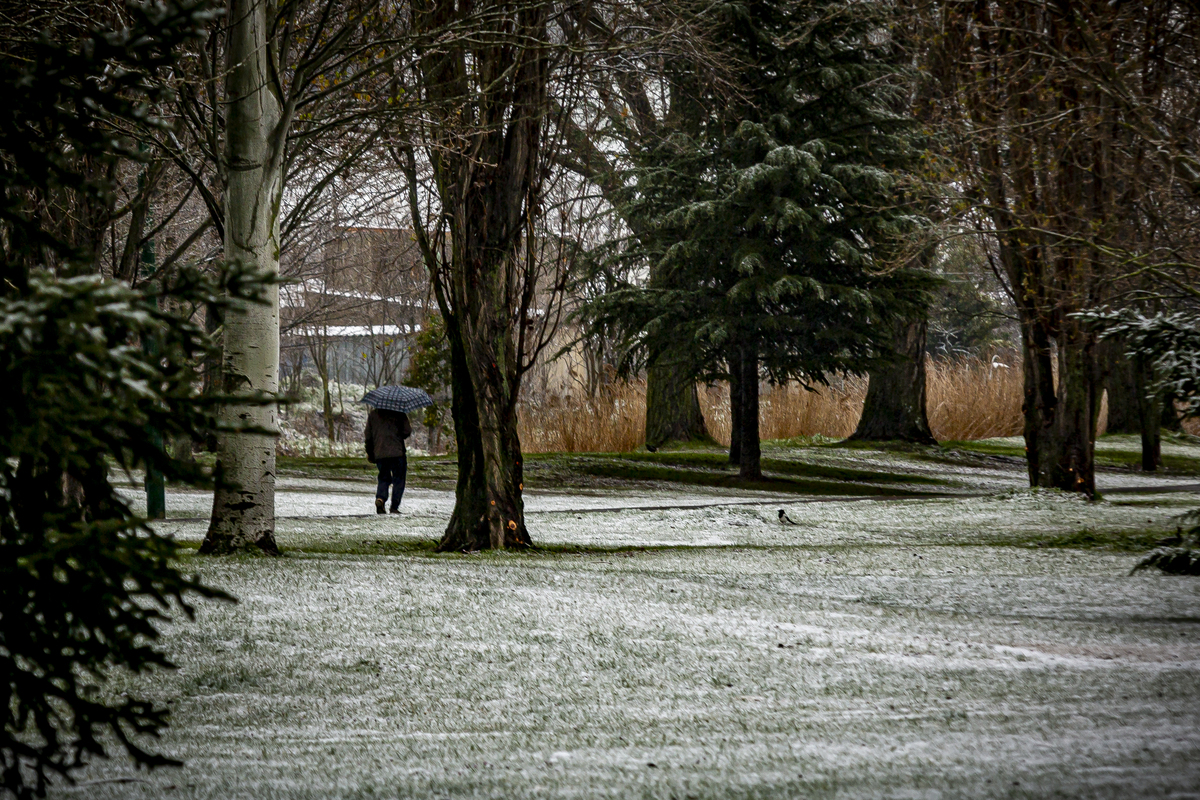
[
  {"xmin": 414, "ymin": 0, "xmax": 547, "ymax": 552},
  {"xmin": 1133, "ymin": 353, "xmax": 1162, "ymax": 471},
  {"xmin": 435, "ymin": 252, "xmax": 531, "ymax": 552},
  {"xmin": 849, "ymin": 318, "xmax": 936, "ymax": 444},
  {"xmin": 737, "ymin": 345, "xmax": 761, "ymax": 480},
  {"xmin": 202, "ymin": 0, "xmax": 282, "ymax": 556},
  {"xmin": 645, "ymin": 362, "xmax": 707, "ymax": 450},
  {"xmin": 1102, "ymin": 338, "xmax": 1141, "ymax": 434},
  {"xmin": 437, "ymin": 311, "xmax": 526, "ymax": 551},
  {"xmin": 1022, "ymin": 317, "xmax": 1099, "ymax": 496},
  {"xmin": 401, "ymin": 0, "xmax": 557, "ymax": 550},
  {"xmin": 1161, "ymin": 391, "xmax": 1183, "ymax": 432},
  {"xmin": 1018, "ymin": 310, "xmax": 1054, "ymax": 487},
  {"xmin": 727, "ymin": 347, "xmax": 742, "ymax": 466}
]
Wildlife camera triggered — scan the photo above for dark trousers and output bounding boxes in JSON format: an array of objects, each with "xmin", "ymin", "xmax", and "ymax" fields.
[{"xmin": 375, "ymin": 455, "xmax": 406, "ymax": 509}]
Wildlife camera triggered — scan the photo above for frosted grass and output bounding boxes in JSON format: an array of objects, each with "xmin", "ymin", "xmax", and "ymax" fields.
[
  {"xmin": 138, "ymin": 484, "xmax": 1199, "ymax": 552},
  {"xmin": 53, "ymin": 485, "xmax": 1200, "ymax": 799}
]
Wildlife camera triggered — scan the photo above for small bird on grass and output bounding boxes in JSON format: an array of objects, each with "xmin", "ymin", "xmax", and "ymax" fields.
[{"xmin": 778, "ymin": 509, "xmax": 798, "ymax": 525}]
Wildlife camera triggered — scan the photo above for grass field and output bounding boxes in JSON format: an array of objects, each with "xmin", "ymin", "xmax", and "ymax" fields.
[{"xmin": 60, "ymin": 437, "xmax": 1200, "ymax": 799}]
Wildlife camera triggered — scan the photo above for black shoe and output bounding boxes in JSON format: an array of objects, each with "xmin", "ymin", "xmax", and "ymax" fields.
[
  {"xmin": 375, "ymin": 498, "xmax": 385, "ymax": 515},
  {"xmin": 389, "ymin": 505, "xmax": 400, "ymax": 514}
]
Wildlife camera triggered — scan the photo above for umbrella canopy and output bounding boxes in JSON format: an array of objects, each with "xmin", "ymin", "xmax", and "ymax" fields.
[{"xmin": 360, "ymin": 385, "xmax": 434, "ymax": 414}]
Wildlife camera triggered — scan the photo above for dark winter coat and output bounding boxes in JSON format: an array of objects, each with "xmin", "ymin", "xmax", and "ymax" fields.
[{"xmin": 364, "ymin": 408, "xmax": 411, "ymax": 463}]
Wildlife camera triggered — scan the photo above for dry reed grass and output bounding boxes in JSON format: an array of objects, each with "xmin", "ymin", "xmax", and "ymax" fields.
[
  {"xmin": 697, "ymin": 378, "xmax": 867, "ymax": 445},
  {"xmin": 926, "ymin": 355, "xmax": 1024, "ymax": 441},
  {"xmin": 515, "ymin": 355, "xmax": 1051, "ymax": 452},
  {"xmin": 518, "ymin": 383, "xmax": 647, "ymax": 453}
]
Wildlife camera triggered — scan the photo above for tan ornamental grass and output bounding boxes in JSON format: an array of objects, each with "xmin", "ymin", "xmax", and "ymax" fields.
[{"xmin": 518, "ymin": 354, "xmax": 1031, "ymax": 453}]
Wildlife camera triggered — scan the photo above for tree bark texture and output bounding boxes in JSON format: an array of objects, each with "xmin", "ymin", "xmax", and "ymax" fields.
[
  {"xmin": 727, "ymin": 347, "xmax": 742, "ymax": 466},
  {"xmin": 1161, "ymin": 392, "xmax": 1183, "ymax": 432},
  {"xmin": 849, "ymin": 318, "xmax": 936, "ymax": 444},
  {"xmin": 202, "ymin": 0, "xmax": 283, "ymax": 555},
  {"xmin": 736, "ymin": 345, "xmax": 761, "ymax": 480},
  {"xmin": 407, "ymin": 0, "xmax": 548, "ymax": 551},
  {"xmin": 436, "ymin": 241, "xmax": 532, "ymax": 551},
  {"xmin": 1133, "ymin": 352, "xmax": 1162, "ymax": 471},
  {"xmin": 1038, "ymin": 322, "xmax": 1099, "ymax": 494},
  {"xmin": 939, "ymin": 2, "xmax": 1165, "ymax": 496},
  {"xmin": 440, "ymin": 312, "xmax": 506, "ymax": 550},
  {"xmin": 645, "ymin": 363, "xmax": 707, "ymax": 450},
  {"xmin": 1016, "ymin": 306, "xmax": 1099, "ymax": 497},
  {"xmin": 1102, "ymin": 338, "xmax": 1141, "ymax": 434}
]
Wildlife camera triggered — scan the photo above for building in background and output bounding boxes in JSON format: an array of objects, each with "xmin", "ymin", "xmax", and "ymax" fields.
[{"xmin": 281, "ymin": 226, "xmax": 427, "ymax": 388}]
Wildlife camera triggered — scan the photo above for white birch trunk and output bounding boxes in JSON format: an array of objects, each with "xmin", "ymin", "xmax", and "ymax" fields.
[{"xmin": 202, "ymin": 0, "xmax": 284, "ymax": 554}]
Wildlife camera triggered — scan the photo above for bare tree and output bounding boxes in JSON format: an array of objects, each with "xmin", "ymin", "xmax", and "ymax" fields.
[
  {"xmin": 932, "ymin": 0, "xmax": 1200, "ymax": 493},
  {"xmin": 553, "ymin": 0, "xmax": 723, "ymax": 449},
  {"xmin": 161, "ymin": 0, "xmax": 407, "ymax": 553},
  {"xmin": 392, "ymin": 0, "xmax": 599, "ymax": 550}
]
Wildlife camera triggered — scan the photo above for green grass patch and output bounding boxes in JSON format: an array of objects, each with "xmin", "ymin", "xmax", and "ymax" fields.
[
  {"xmin": 918, "ymin": 435, "xmax": 1200, "ymax": 476},
  {"xmin": 290, "ymin": 537, "xmax": 443, "ymax": 557},
  {"xmin": 574, "ymin": 459, "xmax": 938, "ymax": 496},
  {"xmin": 993, "ymin": 527, "xmax": 1171, "ymax": 553},
  {"xmin": 600, "ymin": 450, "xmax": 949, "ymax": 485},
  {"xmin": 279, "ymin": 448, "xmax": 951, "ymax": 493},
  {"xmin": 938, "ymin": 439, "xmax": 1026, "ymax": 458},
  {"xmin": 1094, "ymin": 436, "xmax": 1200, "ymax": 474},
  {"xmin": 277, "ymin": 454, "xmax": 459, "ymax": 484}
]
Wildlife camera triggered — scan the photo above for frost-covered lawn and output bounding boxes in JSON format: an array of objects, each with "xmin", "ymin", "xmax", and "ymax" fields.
[{"xmin": 65, "ymin": 440, "xmax": 1200, "ymax": 799}]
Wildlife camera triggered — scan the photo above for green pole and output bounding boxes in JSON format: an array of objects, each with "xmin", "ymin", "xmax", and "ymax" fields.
[{"xmin": 139, "ymin": 166, "xmax": 166, "ymax": 520}]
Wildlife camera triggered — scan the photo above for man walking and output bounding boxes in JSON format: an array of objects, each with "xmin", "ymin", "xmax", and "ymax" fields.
[{"xmin": 364, "ymin": 408, "xmax": 411, "ymax": 514}]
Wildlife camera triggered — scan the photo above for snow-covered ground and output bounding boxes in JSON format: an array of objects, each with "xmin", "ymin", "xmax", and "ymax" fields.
[{"xmin": 63, "ymin": 444, "xmax": 1200, "ymax": 799}]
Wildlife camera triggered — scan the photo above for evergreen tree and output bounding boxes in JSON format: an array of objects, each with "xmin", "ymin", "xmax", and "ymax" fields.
[
  {"xmin": 0, "ymin": 5, "xmax": 263, "ymax": 795},
  {"xmin": 589, "ymin": 0, "xmax": 930, "ymax": 477},
  {"xmin": 1091, "ymin": 308, "xmax": 1200, "ymax": 574}
]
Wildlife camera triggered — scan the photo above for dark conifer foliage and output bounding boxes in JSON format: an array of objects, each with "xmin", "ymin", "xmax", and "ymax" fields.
[
  {"xmin": 586, "ymin": 0, "xmax": 930, "ymax": 476},
  {"xmin": 0, "ymin": 4, "xmax": 260, "ymax": 796}
]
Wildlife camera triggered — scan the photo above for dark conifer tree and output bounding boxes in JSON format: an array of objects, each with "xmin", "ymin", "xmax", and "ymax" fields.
[
  {"xmin": 588, "ymin": 0, "xmax": 930, "ymax": 478},
  {"xmin": 0, "ymin": 5, "xmax": 262, "ymax": 796}
]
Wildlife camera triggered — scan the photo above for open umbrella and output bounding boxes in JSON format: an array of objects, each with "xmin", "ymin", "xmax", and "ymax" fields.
[{"xmin": 360, "ymin": 385, "xmax": 434, "ymax": 414}]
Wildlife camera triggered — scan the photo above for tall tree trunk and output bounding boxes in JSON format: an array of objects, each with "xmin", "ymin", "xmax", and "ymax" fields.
[
  {"xmin": 645, "ymin": 363, "xmax": 707, "ymax": 450},
  {"xmin": 1133, "ymin": 353, "xmax": 1162, "ymax": 471},
  {"xmin": 1024, "ymin": 318, "xmax": 1099, "ymax": 496},
  {"xmin": 435, "ymin": 243, "xmax": 531, "ymax": 551},
  {"xmin": 980, "ymin": 124, "xmax": 1100, "ymax": 496},
  {"xmin": 642, "ymin": 314, "xmax": 707, "ymax": 449},
  {"xmin": 1101, "ymin": 337, "xmax": 1141, "ymax": 434},
  {"xmin": 438, "ymin": 312, "xmax": 515, "ymax": 550},
  {"xmin": 849, "ymin": 318, "xmax": 935, "ymax": 444},
  {"xmin": 202, "ymin": 0, "xmax": 283, "ymax": 555},
  {"xmin": 1014, "ymin": 281, "xmax": 1056, "ymax": 489},
  {"xmin": 408, "ymin": 0, "xmax": 548, "ymax": 552},
  {"xmin": 727, "ymin": 347, "xmax": 742, "ymax": 466},
  {"xmin": 1161, "ymin": 391, "xmax": 1183, "ymax": 432},
  {"xmin": 737, "ymin": 344, "xmax": 761, "ymax": 480},
  {"xmin": 948, "ymin": 4, "xmax": 1113, "ymax": 497}
]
